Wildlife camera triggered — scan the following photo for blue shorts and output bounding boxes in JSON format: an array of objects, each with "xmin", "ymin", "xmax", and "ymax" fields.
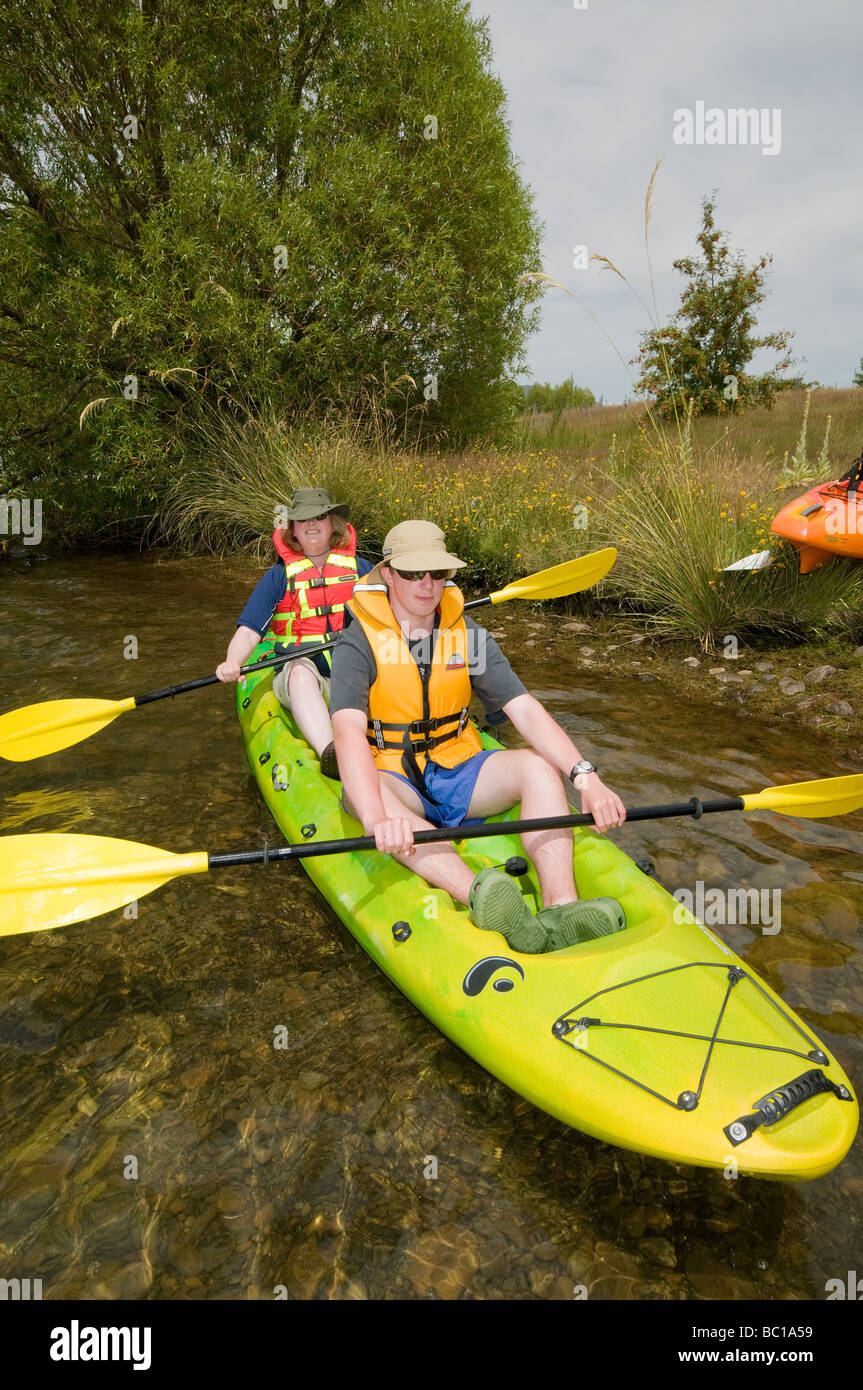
[{"xmin": 384, "ymin": 750, "xmax": 497, "ymax": 828}]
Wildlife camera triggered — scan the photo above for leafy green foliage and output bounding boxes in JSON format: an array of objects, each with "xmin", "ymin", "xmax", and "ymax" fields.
[
  {"xmin": 633, "ymin": 197, "xmax": 795, "ymax": 419},
  {"xmin": 0, "ymin": 0, "xmax": 541, "ymax": 544},
  {"xmin": 524, "ymin": 377, "xmax": 596, "ymax": 413}
]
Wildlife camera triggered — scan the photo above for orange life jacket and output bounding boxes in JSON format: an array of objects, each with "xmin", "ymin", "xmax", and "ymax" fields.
[
  {"xmin": 265, "ymin": 524, "xmax": 359, "ymax": 646},
  {"xmin": 348, "ymin": 578, "xmax": 483, "ymax": 776}
]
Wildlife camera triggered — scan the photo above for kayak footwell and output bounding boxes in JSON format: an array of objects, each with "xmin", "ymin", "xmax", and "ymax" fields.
[{"xmin": 237, "ymin": 647, "xmax": 859, "ymax": 1180}]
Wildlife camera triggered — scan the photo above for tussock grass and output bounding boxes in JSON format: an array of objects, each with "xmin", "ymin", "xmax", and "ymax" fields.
[
  {"xmin": 160, "ymin": 390, "xmax": 863, "ymax": 649},
  {"xmin": 592, "ymin": 441, "xmax": 863, "ymax": 649},
  {"xmin": 161, "ymin": 405, "xmax": 578, "ymax": 583},
  {"xmin": 160, "ymin": 152, "xmax": 863, "ymax": 650}
]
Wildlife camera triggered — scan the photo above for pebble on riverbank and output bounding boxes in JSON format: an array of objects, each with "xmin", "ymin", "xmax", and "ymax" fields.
[{"xmin": 472, "ymin": 602, "xmax": 863, "ymax": 746}]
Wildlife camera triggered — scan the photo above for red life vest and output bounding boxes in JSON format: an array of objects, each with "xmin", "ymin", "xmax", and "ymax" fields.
[{"xmin": 265, "ymin": 524, "xmax": 359, "ymax": 644}]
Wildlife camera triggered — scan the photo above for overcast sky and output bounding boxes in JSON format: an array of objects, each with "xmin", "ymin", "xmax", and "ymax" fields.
[{"xmin": 476, "ymin": 0, "xmax": 863, "ymax": 403}]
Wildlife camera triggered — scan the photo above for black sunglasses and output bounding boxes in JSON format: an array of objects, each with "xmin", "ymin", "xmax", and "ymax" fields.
[
  {"xmin": 392, "ymin": 568, "xmax": 450, "ymax": 582},
  {"xmin": 295, "ymin": 513, "xmax": 330, "ymax": 524}
]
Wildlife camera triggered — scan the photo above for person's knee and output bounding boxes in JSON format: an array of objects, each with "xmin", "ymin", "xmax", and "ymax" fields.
[
  {"xmin": 519, "ymin": 749, "xmax": 565, "ymax": 795},
  {"xmin": 288, "ymin": 664, "xmax": 319, "ymax": 697}
]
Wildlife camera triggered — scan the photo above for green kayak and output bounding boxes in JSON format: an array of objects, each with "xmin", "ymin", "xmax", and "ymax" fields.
[{"xmin": 237, "ymin": 645, "xmax": 858, "ymax": 1180}]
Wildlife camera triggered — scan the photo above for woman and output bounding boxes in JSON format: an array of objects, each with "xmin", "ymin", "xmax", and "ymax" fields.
[{"xmin": 216, "ymin": 488, "xmax": 372, "ymax": 778}]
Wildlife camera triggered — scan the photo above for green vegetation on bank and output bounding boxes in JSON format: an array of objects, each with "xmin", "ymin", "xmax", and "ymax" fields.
[
  {"xmin": 0, "ymin": 0, "xmax": 541, "ymax": 542},
  {"xmin": 524, "ymin": 378, "xmax": 596, "ymax": 413},
  {"xmin": 162, "ymin": 387, "xmax": 863, "ymax": 650},
  {"xmin": 2, "ymin": 8, "xmax": 860, "ymax": 659}
]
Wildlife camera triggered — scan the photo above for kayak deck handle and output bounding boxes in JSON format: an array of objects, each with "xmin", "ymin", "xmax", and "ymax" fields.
[{"xmin": 723, "ymin": 1068, "xmax": 855, "ymax": 1146}]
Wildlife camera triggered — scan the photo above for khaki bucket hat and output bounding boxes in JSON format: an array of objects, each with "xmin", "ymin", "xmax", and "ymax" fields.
[
  {"xmin": 284, "ymin": 488, "xmax": 350, "ymax": 522},
  {"xmin": 380, "ymin": 520, "xmax": 466, "ymax": 573}
]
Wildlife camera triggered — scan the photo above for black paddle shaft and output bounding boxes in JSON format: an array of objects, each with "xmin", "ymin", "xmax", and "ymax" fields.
[
  {"xmin": 132, "ymin": 598, "xmax": 494, "ymax": 707},
  {"xmin": 207, "ymin": 797, "xmax": 747, "ymax": 869},
  {"xmin": 132, "ymin": 640, "xmax": 338, "ymax": 706}
]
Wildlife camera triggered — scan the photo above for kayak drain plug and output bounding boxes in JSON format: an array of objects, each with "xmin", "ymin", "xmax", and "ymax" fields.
[{"xmin": 392, "ymin": 921, "xmax": 412, "ymax": 942}]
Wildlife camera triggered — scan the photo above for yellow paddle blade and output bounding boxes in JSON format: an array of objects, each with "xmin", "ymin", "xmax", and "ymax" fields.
[
  {"xmin": 488, "ymin": 547, "xmax": 617, "ymax": 604},
  {"xmin": 0, "ymin": 833, "xmax": 209, "ymax": 936},
  {"xmin": 741, "ymin": 774, "xmax": 863, "ymax": 819},
  {"xmin": 0, "ymin": 697, "xmax": 137, "ymax": 762}
]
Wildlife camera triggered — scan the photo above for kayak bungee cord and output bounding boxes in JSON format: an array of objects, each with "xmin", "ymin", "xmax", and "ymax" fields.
[{"xmin": 553, "ymin": 961, "xmax": 854, "ymax": 1142}]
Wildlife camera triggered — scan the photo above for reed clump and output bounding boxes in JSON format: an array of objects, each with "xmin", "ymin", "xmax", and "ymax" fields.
[{"xmin": 161, "ymin": 390, "xmax": 863, "ymax": 648}]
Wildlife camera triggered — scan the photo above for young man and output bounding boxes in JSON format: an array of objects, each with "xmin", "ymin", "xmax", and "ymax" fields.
[{"xmin": 330, "ymin": 520, "xmax": 627, "ymax": 952}]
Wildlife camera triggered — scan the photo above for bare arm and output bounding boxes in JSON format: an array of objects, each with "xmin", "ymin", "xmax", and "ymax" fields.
[
  {"xmin": 502, "ymin": 692, "xmax": 626, "ymax": 831},
  {"xmin": 332, "ymin": 708, "xmax": 416, "ymax": 854},
  {"xmin": 216, "ymin": 625, "xmax": 261, "ymax": 681}
]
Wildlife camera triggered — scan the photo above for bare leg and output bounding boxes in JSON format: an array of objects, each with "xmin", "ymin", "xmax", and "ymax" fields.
[
  {"xmin": 467, "ymin": 750, "xmax": 578, "ymax": 906},
  {"xmin": 344, "ymin": 774, "xmax": 477, "ymax": 903},
  {"xmin": 286, "ymin": 664, "xmax": 333, "ymax": 757}
]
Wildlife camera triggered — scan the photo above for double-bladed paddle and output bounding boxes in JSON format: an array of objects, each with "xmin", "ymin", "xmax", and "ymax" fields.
[
  {"xmin": 0, "ymin": 548, "xmax": 617, "ymax": 763},
  {"xmin": 2, "ymin": 772, "xmax": 861, "ymax": 937}
]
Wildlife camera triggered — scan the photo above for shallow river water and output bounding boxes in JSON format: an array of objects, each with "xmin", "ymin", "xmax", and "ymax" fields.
[{"xmin": 0, "ymin": 553, "xmax": 861, "ymax": 1301}]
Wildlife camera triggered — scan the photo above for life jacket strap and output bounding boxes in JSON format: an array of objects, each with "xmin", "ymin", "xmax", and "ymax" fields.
[
  {"xmin": 365, "ymin": 708, "xmax": 469, "ymax": 754},
  {"xmin": 301, "ymin": 603, "xmax": 339, "ymax": 617}
]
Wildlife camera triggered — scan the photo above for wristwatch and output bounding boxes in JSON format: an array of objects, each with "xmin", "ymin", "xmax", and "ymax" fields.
[{"xmin": 569, "ymin": 760, "xmax": 599, "ymax": 790}]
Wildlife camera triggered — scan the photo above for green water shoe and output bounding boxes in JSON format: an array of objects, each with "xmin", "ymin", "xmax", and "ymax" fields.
[
  {"xmin": 537, "ymin": 897, "xmax": 627, "ymax": 951},
  {"xmin": 469, "ymin": 868, "xmax": 548, "ymax": 954}
]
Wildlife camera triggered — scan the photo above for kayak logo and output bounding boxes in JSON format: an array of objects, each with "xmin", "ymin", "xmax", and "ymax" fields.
[
  {"xmin": 463, "ymin": 956, "xmax": 525, "ymax": 996},
  {"xmin": 825, "ymin": 1272, "xmax": 863, "ymax": 1299},
  {"xmin": 672, "ymin": 882, "xmax": 781, "ymax": 935},
  {"xmin": 49, "ymin": 1320, "xmax": 151, "ymax": 1370}
]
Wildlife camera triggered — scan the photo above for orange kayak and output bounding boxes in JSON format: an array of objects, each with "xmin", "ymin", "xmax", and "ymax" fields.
[{"xmin": 771, "ymin": 478, "xmax": 863, "ymax": 573}]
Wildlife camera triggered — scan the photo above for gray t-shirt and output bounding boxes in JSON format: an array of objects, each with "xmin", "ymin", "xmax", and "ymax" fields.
[{"xmin": 330, "ymin": 613, "xmax": 526, "ymax": 720}]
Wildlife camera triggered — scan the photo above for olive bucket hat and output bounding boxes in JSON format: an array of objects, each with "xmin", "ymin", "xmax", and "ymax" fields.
[{"xmin": 284, "ymin": 488, "xmax": 350, "ymax": 522}]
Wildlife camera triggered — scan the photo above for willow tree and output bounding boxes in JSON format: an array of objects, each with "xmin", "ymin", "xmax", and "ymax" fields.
[{"xmin": 0, "ymin": 0, "xmax": 541, "ymax": 542}]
